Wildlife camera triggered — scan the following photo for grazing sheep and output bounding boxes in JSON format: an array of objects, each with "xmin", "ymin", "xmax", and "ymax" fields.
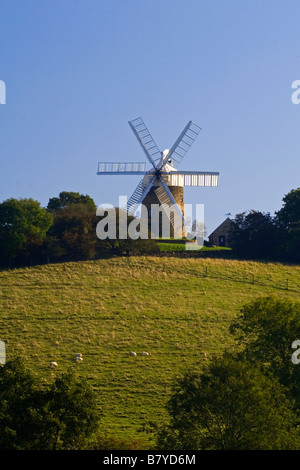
[
  {"xmin": 129, "ymin": 351, "xmax": 137, "ymax": 356},
  {"xmin": 141, "ymin": 351, "xmax": 149, "ymax": 356},
  {"xmin": 74, "ymin": 353, "xmax": 83, "ymax": 362},
  {"xmin": 50, "ymin": 361, "xmax": 58, "ymax": 367}
]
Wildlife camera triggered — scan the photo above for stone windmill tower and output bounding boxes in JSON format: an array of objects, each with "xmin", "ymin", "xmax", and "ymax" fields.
[{"xmin": 97, "ymin": 117, "xmax": 219, "ymax": 238}]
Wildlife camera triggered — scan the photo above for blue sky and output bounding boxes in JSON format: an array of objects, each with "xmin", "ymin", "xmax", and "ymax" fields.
[{"xmin": 0, "ymin": 0, "xmax": 299, "ymax": 236}]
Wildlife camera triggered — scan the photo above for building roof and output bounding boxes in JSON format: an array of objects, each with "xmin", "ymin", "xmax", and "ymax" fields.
[{"xmin": 208, "ymin": 217, "xmax": 234, "ymax": 237}]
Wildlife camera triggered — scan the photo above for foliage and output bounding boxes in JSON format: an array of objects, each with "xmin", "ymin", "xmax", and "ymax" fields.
[
  {"xmin": 276, "ymin": 188, "xmax": 300, "ymax": 230},
  {"xmin": 0, "ymin": 198, "xmax": 53, "ymax": 262},
  {"xmin": 275, "ymin": 188, "xmax": 300, "ymax": 261},
  {"xmin": 229, "ymin": 188, "xmax": 300, "ymax": 262},
  {"xmin": 230, "ymin": 296, "xmax": 300, "ymax": 407},
  {"xmin": 47, "ymin": 191, "xmax": 96, "ymax": 213},
  {"xmin": 46, "ymin": 202, "xmax": 98, "ymax": 262},
  {"xmin": 0, "ymin": 357, "xmax": 43, "ymax": 450},
  {"xmin": 44, "ymin": 370, "xmax": 99, "ymax": 450},
  {"xmin": 0, "ymin": 186, "xmax": 298, "ymax": 266},
  {"xmin": 0, "ymin": 192, "xmax": 159, "ymax": 267},
  {"xmin": 0, "ymin": 357, "xmax": 99, "ymax": 450},
  {"xmin": 230, "ymin": 210, "xmax": 277, "ymax": 259},
  {"xmin": 156, "ymin": 354, "xmax": 300, "ymax": 450}
]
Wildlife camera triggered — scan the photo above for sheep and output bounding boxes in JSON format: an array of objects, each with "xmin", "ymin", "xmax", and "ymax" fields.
[
  {"xmin": 50, "ymin": 361, "xmax": 58, "ymax": 367},
  {"xmin": 129, "ymin": 351, "xmax": 137, "ymax": 356},
  {"xmin": 141, "ymin": 351, "xmax": 149, "ymax": 356},
  {"xmin": 74, "ymin": 353, "xmax": 83, "ymax": 362}
]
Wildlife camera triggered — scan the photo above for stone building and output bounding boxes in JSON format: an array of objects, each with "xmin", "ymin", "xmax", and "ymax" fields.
[{"xmin": 208, "ymin": 217, "xmax": 235, "ymax": 247}]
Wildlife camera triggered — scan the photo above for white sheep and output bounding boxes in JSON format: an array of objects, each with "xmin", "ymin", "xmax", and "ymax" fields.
[
  {"xmin": 129, "ymin": 351, "xmax": 137, "ymax": 356},
  {"xmin": 50, "ymin": 361, "xmax": 58, "ymax": 367},
  {"xmin": 74, "ymin": 353, "xmax": 83, "ymax": 362},
  {"xmin": 141, "ymin": 351, "xmax": 149, "ymax": 356}
]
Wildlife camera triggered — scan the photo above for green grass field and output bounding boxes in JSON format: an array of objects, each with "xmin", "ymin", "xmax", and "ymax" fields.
[
  {"xmin": 157, "ymin": 241, "xmax": 232, "ymax": 252},
  {"xmin": 0, "ymin": 256, "xmax": 299, "ymax": 446}
]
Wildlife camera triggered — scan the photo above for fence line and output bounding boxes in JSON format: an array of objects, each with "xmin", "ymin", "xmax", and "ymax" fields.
[{"xmin": 194, "ymin": 266, "xmax": 300, "ymax": 293}]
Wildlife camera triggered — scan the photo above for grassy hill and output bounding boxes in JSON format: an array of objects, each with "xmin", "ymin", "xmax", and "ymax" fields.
[{"xmin": 0, "ymin": 256, "xmax": 299, "ymax": 447}]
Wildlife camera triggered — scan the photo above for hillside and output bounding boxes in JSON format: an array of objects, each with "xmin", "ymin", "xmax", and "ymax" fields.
[{"xmin": 0, "ymin": 256, "xmax": 299, "ymax": 446}]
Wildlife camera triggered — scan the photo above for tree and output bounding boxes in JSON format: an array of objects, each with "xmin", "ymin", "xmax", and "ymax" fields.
[
  {"xmin": 276, "ymin": 188, "xmax": 300, "ymax": 230},
  {"xmin": 0, "ymin": 357, "xmax": 46, "ymax": 450},
  {"xmin": 230, "ymin": 296, "xmax": 300, "ymax": 407},
  {"xmin": 48, "ymin": 202, "xmax": 98, "ymax": 261},
  {"xmin": 44, "ymin": 370, "xmax": 99, "ymax": 450},
  {"xmin": 0, "ymin": 357, "xmax": 100, "ymax": 450},
  {"xmin": 156, "ymin": 354, "xmax": 300, "ymax": 450},
  {"xmin": 230, "ymin": 210, "xmax": 277, "ymax": 259},
  {"xmin": 275, "ymin": 188, "xmax": 300, "ymax": 261},
  {"xmin": 45, "ymin": 192, "xmax": 98, "ymax": 262},
  {"xmin": 0, "ymin": 198, "xmax": 53, "ymax": 264},
  {"xmin": 47, "ymin": 191, "xmax": 96, "ymax": 213}
]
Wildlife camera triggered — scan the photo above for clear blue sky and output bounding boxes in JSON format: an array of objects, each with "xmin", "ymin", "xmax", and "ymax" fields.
[{"xmin": 1, "ymin": 0, "xmax": 299, "ymax": 236}]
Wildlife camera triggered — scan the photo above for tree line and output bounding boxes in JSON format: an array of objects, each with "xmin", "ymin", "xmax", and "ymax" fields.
[
  {"xmin": 0, "ymin": 187, "xmax": 299, "ymax": 267},
  {"xmin": 0, "ymin": 191, "xmax": 159, "ymax": 267},
  {"xmin": 229, "ymin": 187, "xmax": 300, "ymax": 262}
]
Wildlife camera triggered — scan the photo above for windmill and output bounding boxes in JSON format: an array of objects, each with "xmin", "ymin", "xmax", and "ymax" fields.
[{"xmin": 97, "ymin": 117, "xmax": 219, "ymax": 238}]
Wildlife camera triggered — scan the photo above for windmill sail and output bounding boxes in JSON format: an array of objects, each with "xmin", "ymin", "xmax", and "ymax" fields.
[
  {"xmin": 127, "ymin": 175, "xmax": 156, "ymax": 214},
  {"xmin": 163, "ymin": 171, "xmax": 219, "ymax": 187},
  {"xmin": 129, "ymin": 117, "xmax": 162, "ymax": 168},
  {"xmin": 97, "ymin": 162, "xmax": 147, "ymax": 174},
  {"xmin": 159, "ymin": 121, "xmax": 201, "ymax": 169}
]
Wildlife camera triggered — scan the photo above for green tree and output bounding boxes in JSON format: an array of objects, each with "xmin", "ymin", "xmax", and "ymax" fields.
[
  {"xmin": 230, "ymin": 210, "xmax": 277, "ymax": 259},
  {"xmin": 0, "ymin": 198, "xmax": 53, "ymax": 264},
  {"xmin": 44, "ymin": 370, "xmax": 99, "ymax": 450},
  {"xmin": 156, "ymin": 354, "xmax": 300, "ymax": 450},
  {"xmin": 230, "ymin": 296, "xmax": 300, "ymax": 407},
  {"xmin": 47, "ymin": 191, "xmax": 96, "ymax": 213},
  {"xmin": 0, "ymin": 357, "xmax": 99, "ymax": 450},
  {"xmin": 276, "ymin": 188, "xmax": 300, "ymax": 229},
  {"xmin": 0, "ymin": 357, "xmax": 46, "ymax": 450},
  {"xmin": 275, "ymin": 188, "xmax": 300, "ymax": 260},
  {"xmin": 45, "ymin": 191, "xmax": 98, "ymax": 262},
  {"xmin": 48, "ymin": 202, "xmax": 98, "ymax": 261}
]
